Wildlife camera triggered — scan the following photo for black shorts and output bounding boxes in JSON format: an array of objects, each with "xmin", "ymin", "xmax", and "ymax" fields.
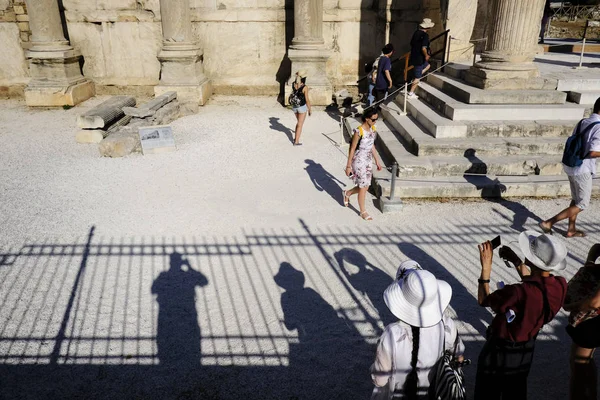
[{"xmin": 566, "ymin": 316, "xmax": 600, "ymax": 349}]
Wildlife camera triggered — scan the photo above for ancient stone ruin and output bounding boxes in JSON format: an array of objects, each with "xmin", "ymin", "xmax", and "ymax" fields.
[{"xmin": 77, "ymin": 92, "xmax": 180, "ymax": 158}]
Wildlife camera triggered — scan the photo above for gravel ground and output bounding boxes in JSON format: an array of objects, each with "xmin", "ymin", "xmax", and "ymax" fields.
[{"xmin": 1, "ymin": 96, "xmax": 600, "ymax": 399}]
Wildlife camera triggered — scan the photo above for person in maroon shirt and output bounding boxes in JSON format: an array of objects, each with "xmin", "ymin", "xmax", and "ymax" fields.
[{"xmin": 475, "ymin": 231, "xmax": 568, "ymax": 400}]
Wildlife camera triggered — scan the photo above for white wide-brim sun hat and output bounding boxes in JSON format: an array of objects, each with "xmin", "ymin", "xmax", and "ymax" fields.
[
  {"xmin": 420, "ymin": 18, "xmax": 435, "ymax": 29},
  {"xmin": 384, "ymin": 267, "xmax": 451, "ymax": 328},
  {"xmin": 518, "ymin": 230, "xmax": 568, "ymax": 272}
]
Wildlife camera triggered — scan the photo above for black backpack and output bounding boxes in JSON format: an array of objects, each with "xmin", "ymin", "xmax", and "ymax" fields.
[
  {"xmin": 288, "ymin": 84, "xmax": 303, "ymax": 107},
  {"xmin": 562, "ymin": 120, "xmax": 600, "ymax": 168}
]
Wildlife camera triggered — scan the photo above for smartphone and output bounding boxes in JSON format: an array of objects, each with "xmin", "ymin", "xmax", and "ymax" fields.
[{"xmin": 491, "ymin": 235, "xmax": 501, "ymax": 250}]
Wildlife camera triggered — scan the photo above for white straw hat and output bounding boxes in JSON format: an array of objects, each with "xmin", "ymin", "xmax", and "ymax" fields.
[
  {"xmin": 420, "ymin": 18, "xmax": 435, "ymax": 29},
  {"xmin": 384, "ymin": 268, "xmax": 451, "ymax": 327},
  {"xmin": 518, "ymin": 230, "xmax": 568, "ymax": 272}
]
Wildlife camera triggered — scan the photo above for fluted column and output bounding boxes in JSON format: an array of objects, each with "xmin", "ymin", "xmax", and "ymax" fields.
[
  {"xmin": 24, "ymin": 0, "xmax": 95, "ymax": 106},
  {"xmin": 291, "ymin": 0, "xmax": 324, "ymax": 48},
  {"xmin": 285, "ymin": 0, "xmax": 332, "ymax": 106},
  {"xmin": 466, "ymin": 0, "xmax": 546, "ymax": 89},
  {"xmin": 155, "ymin": 0, "xmax": 211, "ymax": 112}
]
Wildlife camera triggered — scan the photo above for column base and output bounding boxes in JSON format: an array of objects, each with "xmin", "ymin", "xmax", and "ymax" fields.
[
  {"xmin": 464, "ymin": 64, "xmax": 552, "ymax": 90},
  {"xmin": 155, "ymin": 79, "xmax": 212, "ymax": 114},
  {"xmin": 25, "ymin": 79, "xmax": 95, "ymax": 107},
  {"xmin": 287, "ymin": 47, "xmax": 332, "ymax": 106}
]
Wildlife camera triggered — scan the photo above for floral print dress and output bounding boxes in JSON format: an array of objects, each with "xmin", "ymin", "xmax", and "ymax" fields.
[{"xmin": 351, "ymin": 126, "xmax": 377, "ymax": 188}]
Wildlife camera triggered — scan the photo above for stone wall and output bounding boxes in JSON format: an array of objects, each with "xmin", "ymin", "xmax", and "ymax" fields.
[
  {"xmin": 0, "ymin": 0, "xmax": 29, "ymax": 96},
  {"xmin": 0, "ymin": 0, "xmax": 479, "ymax": 96}
]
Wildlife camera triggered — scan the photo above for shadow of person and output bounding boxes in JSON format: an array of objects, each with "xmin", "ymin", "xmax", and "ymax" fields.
[
  {"xmin": 396, "ymin": 243, "xmax": 489, "ymax": 337},
  {"xmin": 151, "ymin": 251, "xmax": 208, "ymax": 368},
  {"xmin": 334, "ymin": 248, "xmax": 395, "ymax": 330},
  {"xmin": 304, "ymin": 159, "xmax": 347, "ymax": 206},
  {"xmin": 463, "ymin": 149, "xmax": 541, "ymax": 232},
  {"xmin": 274, "ymin": 262, "xmax": 372, "ymax": 399},
  {"xmin": 269, "ymin": 117, "xmax": 294, "ymax": 143}
]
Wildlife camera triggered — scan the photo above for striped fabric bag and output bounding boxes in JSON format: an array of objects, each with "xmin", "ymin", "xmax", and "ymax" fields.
[{"xmin": 431, "ymin": 332, "xmax": 466, "ymax": 400}]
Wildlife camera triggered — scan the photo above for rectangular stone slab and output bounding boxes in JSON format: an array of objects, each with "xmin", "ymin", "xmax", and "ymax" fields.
[
  {"xmin": 76, "ymin": 115, "xmax": 131, "ymax": 144},
  {"xmin": 123, "ymin": 91, "xmax": 177, "ymax": 118},
  {"xmin": 77, "ymin": 95, "xmax": 136, "ymax": 129}
]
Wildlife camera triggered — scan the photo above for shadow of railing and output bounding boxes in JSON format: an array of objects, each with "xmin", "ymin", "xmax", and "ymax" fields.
[{"xmin": 0, "ymin": 219, "xmax": 597, "ymax": 399}]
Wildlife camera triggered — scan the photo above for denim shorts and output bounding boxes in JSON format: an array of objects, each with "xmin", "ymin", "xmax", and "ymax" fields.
[
  {"xmin": 292, "ymin": 104, "xmax": 307, "ymax": 114},
  {"xmin": 413, "ymin": 62, "xmax": 430, "ymax": 79}
]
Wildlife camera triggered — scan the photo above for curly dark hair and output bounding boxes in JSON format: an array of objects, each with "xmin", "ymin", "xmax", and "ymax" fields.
[{"xmin": 361, "ymin": 107, "xmax": 379, "ymax": 122}]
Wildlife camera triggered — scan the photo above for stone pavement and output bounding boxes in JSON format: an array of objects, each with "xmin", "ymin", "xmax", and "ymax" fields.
[{"xmin": 1, "ymin": 96, "xmax": 600, "ymax": 399}]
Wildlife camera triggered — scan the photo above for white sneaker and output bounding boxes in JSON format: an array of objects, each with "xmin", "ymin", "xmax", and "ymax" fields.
[{"xmin": 407, "ymin": 92, "xmax": 418, "ymax": 99}]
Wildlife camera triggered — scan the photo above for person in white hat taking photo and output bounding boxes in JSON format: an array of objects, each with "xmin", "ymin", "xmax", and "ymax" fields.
[
  {"xmin": 475, "ymin": 231, "xmax": 568, "ymax": 400},
  {"xmin": 370, "ymin": 260, "xmax": 465, "ymax": 399}
]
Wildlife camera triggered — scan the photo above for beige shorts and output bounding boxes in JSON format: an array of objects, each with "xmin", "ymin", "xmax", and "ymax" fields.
[{"xmin": 569, "ymin": 173, "xmax": 593, "ymax": 210}]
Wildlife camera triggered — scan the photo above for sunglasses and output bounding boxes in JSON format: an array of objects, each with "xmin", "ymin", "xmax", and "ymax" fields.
[{"xmin": 369, "ymin": 118, "xmax": 378, "ymax": 122}]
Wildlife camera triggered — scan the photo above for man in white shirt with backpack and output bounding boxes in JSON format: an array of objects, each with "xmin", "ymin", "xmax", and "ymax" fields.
[{"xmin": 540, "ymin": 97, "xmax": 600, "ymax": 237}]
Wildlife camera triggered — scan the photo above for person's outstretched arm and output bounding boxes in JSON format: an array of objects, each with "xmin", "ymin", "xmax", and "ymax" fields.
[{"xmin": 478, "ymin": 241, "xmax": 493, "ymax": 305}]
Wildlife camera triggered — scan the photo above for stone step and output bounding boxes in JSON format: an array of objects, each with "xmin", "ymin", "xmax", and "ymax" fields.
[
  {"xmin": 427, "ymin": 74, "xmax": 567, "ymax": 104},
  {"xmin": 567, "ymin": 90, "xmax": 600, "ymax": 105},
  {"xmin": 379, "ymin": 102, "xmax": 430, "ymax": 155},
  {"xmin": 377, "ymin": 175, "xmax": 600, "ymax": 199},
  {"xmin": 392, "ymin": 92, "xmax": 467, "ymax": 138},
  {"xmin": 557, "ymin": 79, "xmax": 600, "ymax": 92},
  {"xmin": 377, "ymin": 107, "xmax": 566, "ymax": 177},
  {"xmin": 416, "ymin": 136, "xmax": 566, "ymax": 157},
  {"xmin": 413, "ymin": 80, "xmax": 585, "ymax": 121},
  {"xmin": 447, "ymin": 103, "xmax": 585, "ymax": 121},
  {"xmin": 394, "ymin": 155, "xmax": 564, "ymax": 177},
  {"xmin": 443, "ymin": 63, "xmax": 470, "ymax": 80},
  {"xmin": 465, "ymin": 120, "xmax": 577, "ymax": 137}
]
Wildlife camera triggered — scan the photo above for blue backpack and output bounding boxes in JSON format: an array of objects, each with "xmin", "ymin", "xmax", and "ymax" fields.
[{"xmin": 562, "ymin": 120, "xmax": 600, "ymax": 168}]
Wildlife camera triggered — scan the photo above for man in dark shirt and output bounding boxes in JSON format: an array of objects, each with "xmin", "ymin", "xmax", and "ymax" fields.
[
  {"xmin": 476, "ymin": 231, "xmax": 568, "ymax": 400},
  {"xmin": 408, "ymin": 18, "xmax": 434, "ymax": 99},
  {"xmin": 373, "ymin": 43, "xmax": 394, "ymax": 104}
]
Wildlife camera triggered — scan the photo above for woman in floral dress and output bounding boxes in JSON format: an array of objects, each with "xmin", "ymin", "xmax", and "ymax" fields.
[{"xmin": 344, "ymin": 108, "xmax": 382, "ymax": 220}]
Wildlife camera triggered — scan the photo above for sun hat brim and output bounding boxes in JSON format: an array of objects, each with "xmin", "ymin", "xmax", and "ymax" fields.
[
  {"xmin": 518, "ymin": 230, "xmax": 567, "ymax": 272},
  {"xmin": 383, "ymin": 274, "xmax": 452, "ymax": 327},
  {"xmin": 420, "ymin": 21, "xmax": 435, "ymax": 29}
]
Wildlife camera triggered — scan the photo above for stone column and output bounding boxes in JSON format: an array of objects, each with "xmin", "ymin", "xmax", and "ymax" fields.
[
  {"xmin": 24, "ymin": 0, "xmax": 95, "ymax": 106},
  {"xmin": 154, "ymin": 0, "xmax": 211, "ymax": 113},
  {"xmin": 285, "ymin": 0, "xmax": 332, "ymax": 106},
  {"xmin": 466, "ymin": 0, "xmax": 546, "ymax": 89}
]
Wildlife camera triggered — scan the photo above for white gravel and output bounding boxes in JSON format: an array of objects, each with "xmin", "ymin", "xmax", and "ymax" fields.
[{"xmin": 0, "ymin": 96, "xmax": 599, "ymax": 399}]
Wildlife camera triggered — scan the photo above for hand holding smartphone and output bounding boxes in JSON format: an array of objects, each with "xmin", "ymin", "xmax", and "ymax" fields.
[{"xmin": 490, "ymin": 236, "xmax": 501, "ymax": 250}]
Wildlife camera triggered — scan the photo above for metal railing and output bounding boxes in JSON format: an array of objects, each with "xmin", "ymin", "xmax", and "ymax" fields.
[{"xmin": 551, "ymin": 3, "xmax": 600, "ymax": 21}]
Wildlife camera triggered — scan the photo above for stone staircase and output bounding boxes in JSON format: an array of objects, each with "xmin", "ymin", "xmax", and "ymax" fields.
[{"xmin": 371, "ymin": 66, "xmax": 600, "ymax": 199}]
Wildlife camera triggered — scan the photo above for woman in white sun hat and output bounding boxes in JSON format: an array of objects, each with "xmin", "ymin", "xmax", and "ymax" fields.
[{"xmin": 370, "ymin": 260, "xmax": 465, "ymax": 399}]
